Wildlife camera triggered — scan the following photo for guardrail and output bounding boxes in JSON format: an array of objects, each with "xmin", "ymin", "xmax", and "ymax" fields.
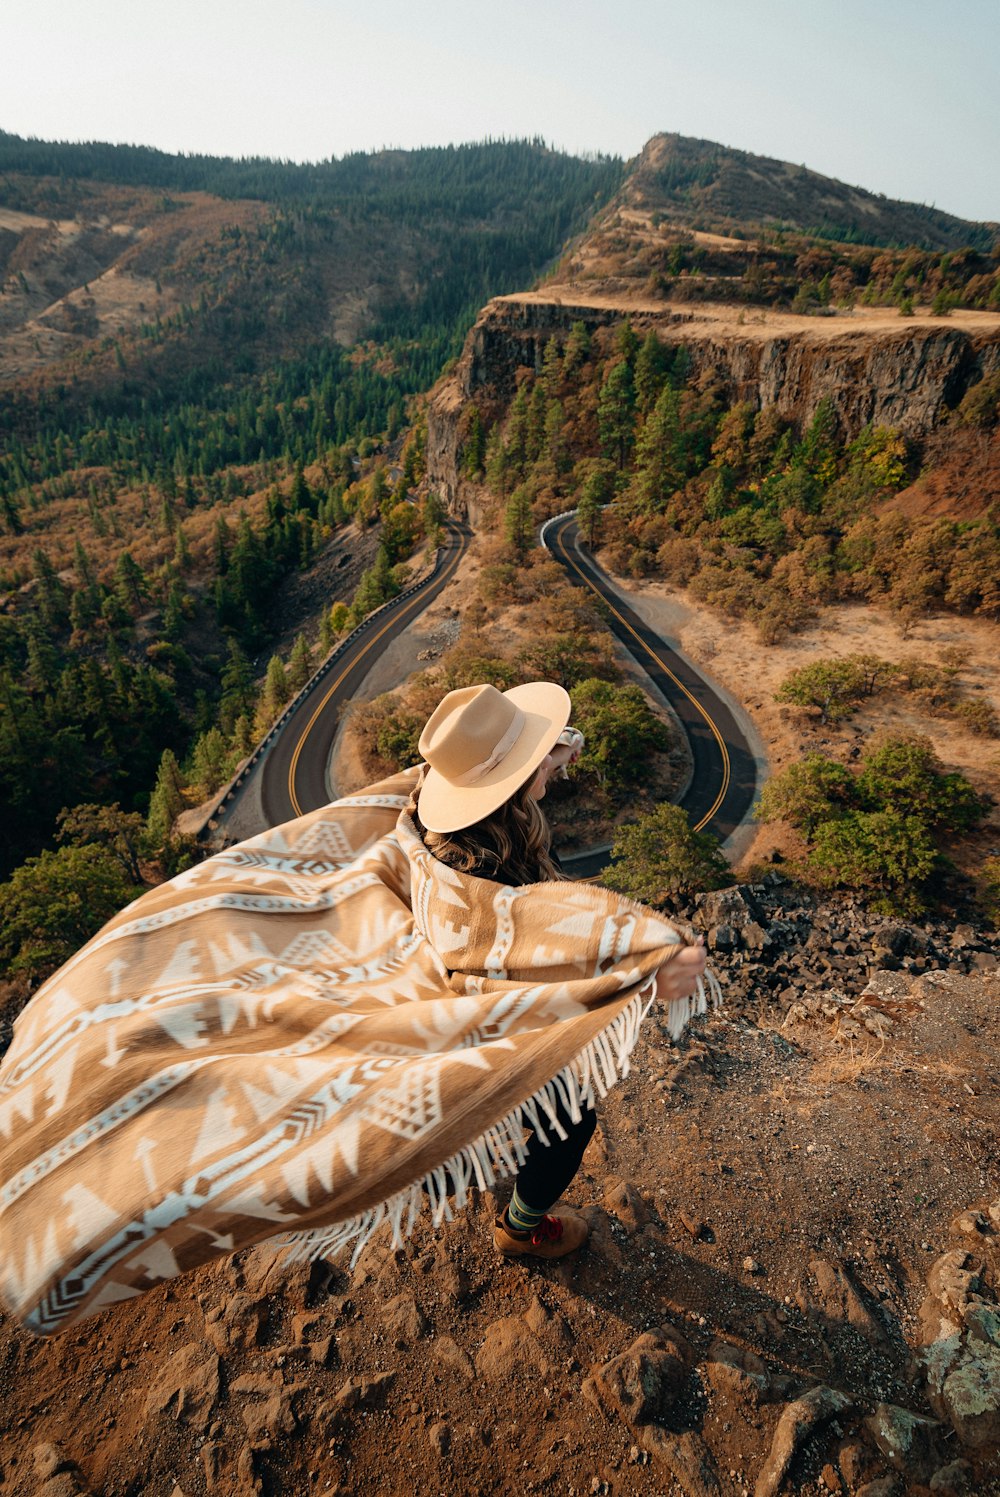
[
  {"xmin": 210, "ymin": 533, "xmax": 454, "ymax": 827},
  {"xmin": 538, "ymin": 508, "xmax": 579, "ymax": 551}
]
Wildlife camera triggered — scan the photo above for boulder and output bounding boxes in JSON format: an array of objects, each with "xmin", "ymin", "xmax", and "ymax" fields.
[
  {"xmin": 755, "ymin": 1386, "xmax": 854, "ymax": 1497},
  {"xmin": 582, "ymin": 1328, "xmax": 692, "ymax": 1428},
  {"xmin": 864, "ymin": 1402, "xmax": 944, "ymax": 1481}
]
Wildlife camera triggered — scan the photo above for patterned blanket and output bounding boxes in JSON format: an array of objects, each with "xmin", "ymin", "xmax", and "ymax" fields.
[{"xmin": 0, "ymin": 769, "xmax": 717, "ymax": 1334}]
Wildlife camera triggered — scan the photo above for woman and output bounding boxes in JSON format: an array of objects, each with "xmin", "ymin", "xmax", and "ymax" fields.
[
  {"xmin": 411, "ymin": 680, "xmax": 707, "ymax": 1260},
  {"xmin": 0, "ymin": 680, "xmax": 713, "ymax": 1335}
]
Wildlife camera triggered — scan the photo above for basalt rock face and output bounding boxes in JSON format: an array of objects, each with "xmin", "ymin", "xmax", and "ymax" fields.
[
  {"xmin": 426, "ymin": 295, "xmax": 1000, "ymax": 509},
  {"xmin": 426, "ymin": 297, "xmax": 637, "ymax": 514}
]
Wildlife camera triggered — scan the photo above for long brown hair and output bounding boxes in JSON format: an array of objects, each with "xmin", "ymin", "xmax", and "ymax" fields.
[{"xmin": 412, "ymin": 777, "xmax": 564, "ymax": 885}]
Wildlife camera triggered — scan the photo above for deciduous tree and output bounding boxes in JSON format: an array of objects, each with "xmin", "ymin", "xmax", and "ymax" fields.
[{"xmin": 602, "ymin": 803, "xmax": 730, "ymax": 908}]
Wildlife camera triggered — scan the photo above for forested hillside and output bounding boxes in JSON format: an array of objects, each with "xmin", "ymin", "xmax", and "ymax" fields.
[
  {"xmin": 0, "ymin": 137, "xmax": 623, "ymax": 934},
  {"xmin": 459, "ymin": 316, "xmax": 1000, "ymax": 637}
]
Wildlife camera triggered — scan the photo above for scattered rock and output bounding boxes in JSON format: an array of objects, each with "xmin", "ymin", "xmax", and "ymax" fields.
[
  {"xmin": 143, "ymin": 1342, "xmax": 220, "ymax": 1427},
  {"xmin": 238, "ymin": 1243, "xmax": 320, "ymax": 1303},
  {"xmin": 698, "ymin": 885, "xmax": 764, "ymax": 929},
  {"xmin": 316, "ymin": 1372, "xmax": 396, "ymax": 1438},
  {"xmin": 755, "ymin": 1385, "xmax": 854, "ymax": 1497},
  {"xmin": 428, "ymin": 1421, "xmax": 451, "ymax": 1457},
  {"xmin": 235, "ymin": 1445, "xmax": 262, "ymax": 1496},
  {"xmin": 583, "ymin": 1328, "xmax": 692, "ymax": 1428},
  {"xmin": 864, "ymin": 1402, "xmax": 944, "ymax": 1482},
  {"xmin": 380, "ymin": 1292, "xmax": 428, "ymax": 1348},
  {"xmin": 919, "ymin": 1250, "xmax": 1000, "ymax": 1447},
  {"xmin": 929, "ymin": 1458, "xmax": 973, "ymax": 1493},
  {"xmin": 640, "ymin": 1427, "xmax": 722, "ymax": 1497},
  {"xmin": 952, "ymin": 1210, "xmax": 990, "ymax": 1236},
  {"xmin": 602, "ymin": 1176, "xmax": 651, "ymax": 1230},
  {"xmin": 702, "ymin": 1357, "xmax": 770, "ymax": 1409},
  {"xmin": 937, "ymin": 1349, "xmax": 1000, "ymax": 1448},
  {"xmin": 809, "ymin": 1257, "xmax": 886, "ymax": 1343},
  {"xmin": 434, "ymin": 1335, "xmax": 475, "ymax": 1380},
  {"xmin": 29, "ymin": 1443, "xmax": 93, "ymax": 1497},
  {"xmin": 230, "ymin": 1373, "xmax": 302, "ymax": 1446},
  {"xmin": 203, "ymin": 1291, "xmax": 266, "ymax": 1355},
  {"xmin": 475, "ymin": 1316, "xmax": 550, "ymax": 1380}
]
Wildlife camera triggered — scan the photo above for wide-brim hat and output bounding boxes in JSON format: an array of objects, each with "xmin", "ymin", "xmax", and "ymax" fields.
[{"xmin": 417, "ymin": 681, "xmax": 571, "ymax": 833}]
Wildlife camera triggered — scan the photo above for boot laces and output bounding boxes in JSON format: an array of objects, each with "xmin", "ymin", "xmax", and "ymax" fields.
[{"xmin": 531, "ymin": 1215, "xmax": 564, "ymax": 1246}]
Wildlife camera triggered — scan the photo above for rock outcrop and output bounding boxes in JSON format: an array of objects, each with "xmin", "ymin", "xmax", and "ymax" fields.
[{"xmin": 426, "ymin": 294, "xmax": 1000, "ymax": 508}]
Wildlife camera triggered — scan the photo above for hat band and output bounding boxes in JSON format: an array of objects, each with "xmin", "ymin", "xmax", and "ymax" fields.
[{"xmin": 450, "ymin": 714, "xmax": 524, "ymax": 786}]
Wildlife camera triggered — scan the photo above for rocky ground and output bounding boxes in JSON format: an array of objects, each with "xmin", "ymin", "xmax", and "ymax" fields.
[{"xmin": 2, "ymin": 880, "xmax": 999, "ymax": 1497}]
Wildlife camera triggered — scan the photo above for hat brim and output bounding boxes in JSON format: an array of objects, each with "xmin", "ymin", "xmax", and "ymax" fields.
[{"xmin": 417, "ymin": 681, "xmax": 571, "ymax": 834}]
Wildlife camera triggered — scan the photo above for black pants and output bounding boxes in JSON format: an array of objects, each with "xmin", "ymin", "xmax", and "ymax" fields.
[{"xmin": 514, "ymin": 1099, "xmax": 597, "ymax": 1212}]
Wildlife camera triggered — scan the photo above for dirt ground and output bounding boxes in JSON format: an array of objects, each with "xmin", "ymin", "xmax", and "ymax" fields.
[
  {"xmin": 498, "ymin": 289, "xmax": 1000, "ymax": 345},
  {"xmin": 607, "ymin": 573, "xmax": 1000, "ymax": 875},
  {"xmin": 1, "ymin": 941, "xmax": 997, "ymax": 1496}
]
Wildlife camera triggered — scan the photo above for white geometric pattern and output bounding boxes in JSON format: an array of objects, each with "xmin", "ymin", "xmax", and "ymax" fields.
[{"xmin": 0, "ymin": 765, "xmax": 715, "ymax": 1335}]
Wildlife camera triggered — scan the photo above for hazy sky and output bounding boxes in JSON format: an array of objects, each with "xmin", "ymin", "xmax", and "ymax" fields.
[{"xmin": 2, "ymin": 0, "xmax": 997, "ymax": 224}]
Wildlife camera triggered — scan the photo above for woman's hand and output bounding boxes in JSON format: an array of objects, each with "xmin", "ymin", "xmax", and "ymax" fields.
[{"xmin": 654, "ymin": 941, "xmax": 707, "ymax": 1005}]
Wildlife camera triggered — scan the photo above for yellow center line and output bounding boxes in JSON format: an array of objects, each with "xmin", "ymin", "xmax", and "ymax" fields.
[
  {"xmin": 554, "ymin": 515, "xmax": 731, "ymax": 832},
  {"xmin": 287, "ymin": 535, "xmax": 465, "ymax": 815}
]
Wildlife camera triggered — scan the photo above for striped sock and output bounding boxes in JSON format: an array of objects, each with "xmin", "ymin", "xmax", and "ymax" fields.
[{"xmin": 505, "ymin": 1188, "xmax": 546, "ymax": 1234}]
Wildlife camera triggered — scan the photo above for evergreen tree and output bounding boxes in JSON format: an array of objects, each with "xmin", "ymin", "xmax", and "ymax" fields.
[
  {"xmin": 504, "ymin": 485, "xmax": 535, "ymax": 559},
  {"xmin": 597, "ymin": 361, "xmax": 636, "ymax": 469},
  {"xmin": 563, "ymin": 320, "xmax": 590, "ymax": 374},
  {"xmin": 188, "ymin": 728, "xmax": 231, "ymax": 799},
  {"xmin": 632, "ymin": 385, "xmax": 682, "ymax": 511},
  {"xmin": 254, "ymin": 654, "xmax": 289, "ymax": 735},
  {"xmin": 462, "ymin": 407, "xmax": 486, "ymax": 478},
  {"xmin": 634, "ymin": 332, "xmax": 671, "ymax": 414},
  {"xmin": 287, "ymin": 633, "xmax": 314, "ymax": 693},
  {"xmin": 540, "ymin": 336, "xmax": 563, "ymax": 397},
  {"xmin": 218, "ymin": 639, "xmax": 255, "ymax": 735},
  {"xmin": 146, "ymin": 748, "xmax": 186, "ymax": 846}
]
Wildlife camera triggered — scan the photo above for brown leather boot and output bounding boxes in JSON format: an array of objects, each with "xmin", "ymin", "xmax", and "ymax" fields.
[{"xmin": 493, "ymin": 1206, "xmax": 589, "ymax": 1260}]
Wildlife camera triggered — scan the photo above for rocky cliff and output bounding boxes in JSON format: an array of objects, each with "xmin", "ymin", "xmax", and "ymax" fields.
[{"xmin": 426, "ymin": 295, "xmax": 1000, "ymax": 509}]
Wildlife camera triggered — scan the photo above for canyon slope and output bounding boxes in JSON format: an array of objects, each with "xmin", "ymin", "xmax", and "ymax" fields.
[{"xmin": 427, "ymin": 134, "xmax": 1000, "ymax": 504}]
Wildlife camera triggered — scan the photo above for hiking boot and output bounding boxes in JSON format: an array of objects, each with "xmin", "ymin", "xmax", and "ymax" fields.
[{"xmin": 493, "ymin": 1206, "xmax": 589, "ymax": 1260}]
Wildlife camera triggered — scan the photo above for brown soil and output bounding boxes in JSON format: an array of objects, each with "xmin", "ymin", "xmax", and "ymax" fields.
[
  {"xmin": 604, "ymin": 572, "xmax": 1000, "ymax": 875},
  {"xmin": 1, "ymin": 960, "xmax": 997, "ymax": 1495},
  {"xmin": 500, "ymin": 290, "xmax": 1000, "ymax": 344}
]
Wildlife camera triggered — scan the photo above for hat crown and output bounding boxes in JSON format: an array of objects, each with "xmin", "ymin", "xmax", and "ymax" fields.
[{"xmin": 418, "ymin": 685, "xmax": 524, "ymax": 784}]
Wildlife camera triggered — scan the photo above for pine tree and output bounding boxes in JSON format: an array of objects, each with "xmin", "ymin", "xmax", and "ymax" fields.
[
  {"xmin": 632, "ymin": 385, "xmax": 682, "ymax": 510},
  {"xmin": 540, "ymin": 336, "xmax": 563, "ymax": 397},
  {"xmin": 188, "ymin": 728, "xmax": 230, "ymax": 799},
  {"xmin": 597, "ymin": 361, "xmax": 636, "ymax": 469},
  {"xmin": 504, "ymin": 485, "xmax": 534, "ymax": 559},
  {"xmin": 254, "ymin": 654, "xmax": 289, "ymax": 736},
  {"xmin": 146, "ymin": 748, "xmax": 186, "ymax": 846},
  {"xmin": 287, "ymin": 634, "xmax": 314, "ymax": 693},
  {"xmin": 462, "ymin": 407, "xmax": 486, "ymax": 478},
  {"xmin": 634, "ymin": 332, "xmax": 671, "ymax": 414}
]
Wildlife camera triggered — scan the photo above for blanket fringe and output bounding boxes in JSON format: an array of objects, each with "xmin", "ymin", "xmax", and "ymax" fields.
[{"xmin": 277, "ymin": 965, "xmax": 721, "ymax": 1268}]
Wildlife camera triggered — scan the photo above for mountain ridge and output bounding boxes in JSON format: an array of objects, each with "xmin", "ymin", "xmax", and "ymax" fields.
[{"xmin": 621, "ymin": 132, "xmax": 997, "ymax": 251}]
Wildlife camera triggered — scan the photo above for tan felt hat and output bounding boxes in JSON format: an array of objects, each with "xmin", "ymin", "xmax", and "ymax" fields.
[{"xmin": 416, "ymin": 681, "xmax": 571, "ymax": 833}]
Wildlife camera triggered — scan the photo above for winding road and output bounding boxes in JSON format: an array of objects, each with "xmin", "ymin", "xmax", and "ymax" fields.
[
  {"xmin": 214, "ymin": 511, "xmax": 760, "ymax": 872},
  {"xmin": 213, "ymin": 520, "xmax": 471, "ymax": 837},
  {"xmin": 541, "ymin": 513, "xmax": 759, "ymax": 876}
]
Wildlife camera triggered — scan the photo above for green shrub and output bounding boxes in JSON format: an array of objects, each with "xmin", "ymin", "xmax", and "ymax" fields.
[{"xmin": 602, "ymin": 802, "xmax": 731, "ymax": 908}]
